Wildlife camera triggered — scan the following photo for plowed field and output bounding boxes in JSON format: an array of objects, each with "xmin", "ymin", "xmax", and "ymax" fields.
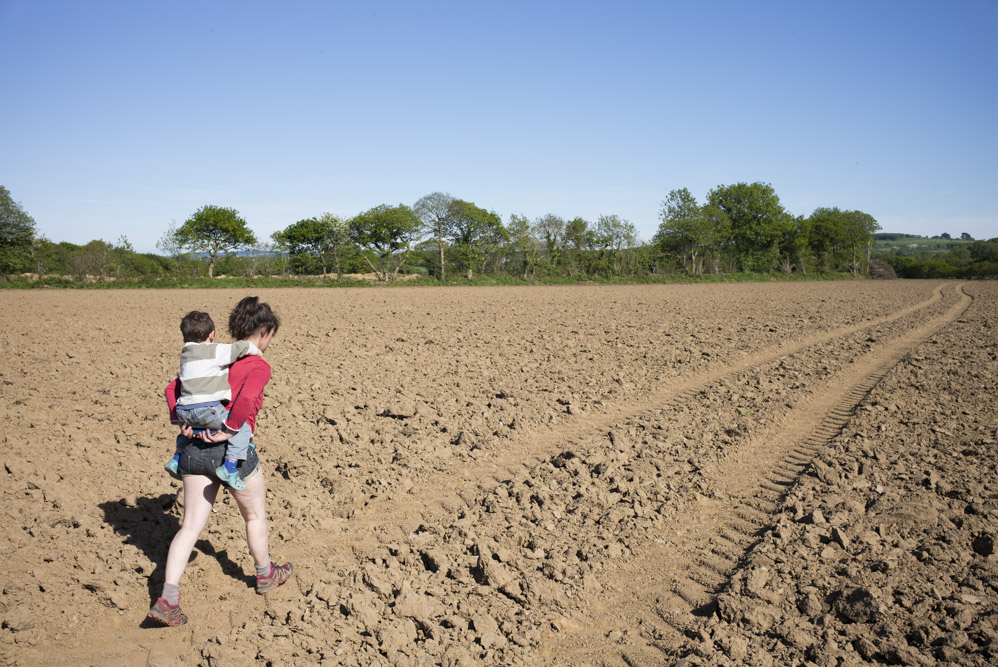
[{"xmin": 1, "ymin": 281, "xmax": 995, "ymax": 665}]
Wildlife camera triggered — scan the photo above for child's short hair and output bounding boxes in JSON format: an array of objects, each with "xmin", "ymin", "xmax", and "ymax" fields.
[{"xmin": 180, "ymin": 311, "xmax": 215, "ymax": 343}]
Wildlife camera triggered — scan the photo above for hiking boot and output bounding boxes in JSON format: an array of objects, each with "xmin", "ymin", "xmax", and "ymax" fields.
[
  {"xmin": 256, "ymin": 562, "xmax": 294, "ymax": 594},
  {"xmin": 147, "ymin": 598, "xmax": 187, "ymax": 626},
  {"xmin": 164, "ymin": 457, "xmax": 181, "ymax": 481},
  {"xmin": 215, "ymin": 464, "xmax": 246, "ymax": 491}
]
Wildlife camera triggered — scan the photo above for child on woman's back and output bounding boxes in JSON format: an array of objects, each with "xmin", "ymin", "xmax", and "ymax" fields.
[{"xmin": 165, "ymin": 310, "xmax": 259, "ymax": 490}]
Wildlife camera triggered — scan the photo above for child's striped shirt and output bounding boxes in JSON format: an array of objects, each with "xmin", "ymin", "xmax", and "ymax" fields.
[{"xmin": 177, "ymin": 341, "xmax": 260, "ymax": 405}]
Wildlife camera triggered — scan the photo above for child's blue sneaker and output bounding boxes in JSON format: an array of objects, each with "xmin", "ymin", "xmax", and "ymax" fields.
[
  {"xmin": 164, "ymin": 457, "xmax": 182, "ymax": 480},
  {"xmin": 215, "ymin": 464, "xmax": 246, "ymax": 491}
]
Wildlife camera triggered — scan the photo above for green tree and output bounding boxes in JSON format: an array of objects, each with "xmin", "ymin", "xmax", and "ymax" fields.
[
  {"xmin": 272, "ymin": 213, "xmax": 349, "ymax": 277},
  {"xmin": 414, "ymin": 192, "xmax": 453, "ymax": 280},
  {"xmin": 157, "ymin": 220, "xmax": 203, "ymax": 278},
  {"xmin": 349, "ymin": 204, "xmax": 422, "ymax": 282},
  {"xmin": 113, "ymin": 235, "xmax": 138, "ymax": 277},
  {"xmin": 807, "ymin": 207, "xmax": 849, "ymax": 271},
  {"xmin": 234, "ymin": 241, "xmax": 284, "ymax": 278},
  {"xmin": 446, "ymin": 199, "xmax": 506, "ymax": 280},
  {"xmin": 1, "ymin": 185, "xmax": 37, "ymax": 274},
  {"xmin": 564, "ymin": 217, "xmax": 594, "ymax": 276},
  {"xmin": 532, "ymin": 214, "xmax": 566, "ymax": 271},
  {"xmin": 506, "ymin": 213, "xmax": 537, "ymax": 279},
  {"xmin": 841, "ymin": 209, "xmax": 879, "ymax": 275},
  {"xmin": 319, "ymin": 213, "xmax": 351, "ymax": 278},
  {"xmin": 68, "ymin": 239, "xmax": 119, "ymax": 281},
  {"xmin": 29, "ymin": 239, "xmax": 79, "ymax": 276},
  {"xmin": 777, "ymin": 215, "xmax": 810, "ymax": 275},
  {"xmin": 595, "ymin": 214, "xmax": 638, "ymax": 275},
  {"xmin": 700, "ymin": 205, "xmax": 733, "ymax": 273},
  {"xmin": 970, "ymin": 238, "xmax": 998, "ymax": 262},
  {"xmin": 706, "ymin": 182, "xmax": 790, "ymax": 272},
  {"xmin": 655, "ymin": 188, "xmax": 717, "ymax": 275},
  {"xmin": 29, "ymin": 237, "xmax": 61, "ymax": 276},
  {"xmin": 172, "ymin": 205, "xmax": 256, "ymax": 278}
]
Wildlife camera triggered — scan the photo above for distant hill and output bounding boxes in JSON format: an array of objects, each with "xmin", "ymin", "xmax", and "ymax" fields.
[{"xmin": 873, "ymin": 234, "xmax": 975, "ymax": 255}]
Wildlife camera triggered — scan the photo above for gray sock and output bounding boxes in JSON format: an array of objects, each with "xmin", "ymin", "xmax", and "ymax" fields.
[
  {"xmin": 162, "ymin": 582, "xmax": 180, "ymax": 605},
  {"xmin": 256, "ymin": 562, "xmax": 272, "ymax": 577}
]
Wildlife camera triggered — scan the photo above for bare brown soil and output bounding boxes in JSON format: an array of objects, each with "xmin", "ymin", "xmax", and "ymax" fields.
[{"xmin": 0, "ymin": 281, "xmax": 995, "ymax": 665}]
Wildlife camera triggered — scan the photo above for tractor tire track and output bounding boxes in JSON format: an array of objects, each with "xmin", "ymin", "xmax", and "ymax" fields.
[
  {"xmin": 543, "ymin": 283, "xmax": 972, "ymax": 665},
  {"xmin": 349, "ymin": 282, "xmax": 955, "ymax": 536}
]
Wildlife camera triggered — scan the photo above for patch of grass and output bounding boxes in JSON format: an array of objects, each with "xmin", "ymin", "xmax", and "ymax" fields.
[{"xmin": 2, "ymin": 271, "xmax": 865, "ymax": 290}]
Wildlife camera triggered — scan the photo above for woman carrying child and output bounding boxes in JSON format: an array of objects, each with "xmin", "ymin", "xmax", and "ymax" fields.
[{"xmin": 147, "ymin": 296, "xmax": 293, "ymax": 626}]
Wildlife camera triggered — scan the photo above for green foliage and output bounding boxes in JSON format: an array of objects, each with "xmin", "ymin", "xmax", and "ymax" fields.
[
  {"xmin": 173, "ymin": 205, "xmax": 257, "ymax": 278},
  {"xmin": 414, "ymin": 192, "xmax": 454, "ymax": 279},
  {"xmin": 533, "ymin": 214, "xmax": 566, "ymax": 270},
  {"xmin": 594, "ymin": 214, "xmax": 639, "ymax": 275},
  {"xmin": 1, "ymin": 273, "xmax": 377, "ymax": 289},
  {"xmin": 562, "ymin": 217, "xmax": 597, "ymax": 276},
  {"xmin": 10, "ymin": 235, "xmax": 170, "ymax": 281},
  {"xmin": 504, "ymin": 214, "xmax": 538, "ymax": 279},
  {"xmin": 650, "ymin": 184, "xmax": 881, "ymax": 278},
  {"xmin": 777, "ymin": 215, "xmax": 809, "ymax": 275},
  {"xmin": 881, "ymin": 237, "xmax": 998, "ymax": 278},
  {"xmin": 521, "ymin": 212, "xmax": 639, "ymax": 279},
  {"xmin": 446, "ymin": 200, "xmax": 507, "ymax": 280},
  {"xmin": 707, "ymin": 182, "xmax": 791, "ymax": 272},
  {"xmin": 4, "ymin": 180, "xmax": 944, "ymax": 288},
  {"xmin": 272, "ymin": 213, "xmax": 350, "ymax": 277},
  {"xmin": 156, "ymin": 221, "xmax": 203, "ymax": 278},
  {"xmin": 211, "ymin": 244, "xmax": 283, "ymax": 278},
  {"xmin": 807, "ymin": 207, "xmax": 849, "ymax": 271},
  {"xmin": 0, "ymin": 185, "xmax": 38, "ymax": 274},
  {"xmin": 803, "ymin": 207, "xmax": 879, "ymax": 275},
  {"xmin": 27, "ymin": 237, "xmax": 62, "ymax": 275},
  {"xmin": 654, "ymin": 188, "xmax": 727, "ymax": 275},
  {"xmin": 970, "ymin": 238, "xmax": 998, "ymax": 262},
  {"xmin": 349, "ymin": 204, "xmax": 422, "ymax": 282}
]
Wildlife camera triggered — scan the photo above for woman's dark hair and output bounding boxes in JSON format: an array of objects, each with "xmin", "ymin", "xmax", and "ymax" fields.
[{"xmin": 228, "ymin": 296, "xmax": 280, "ymax": 340}]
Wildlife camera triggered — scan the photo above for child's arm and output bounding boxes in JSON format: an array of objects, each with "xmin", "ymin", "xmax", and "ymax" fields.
[{"xmin": 218, "ymin": 340, "xmax": 262, "ymax": 365}]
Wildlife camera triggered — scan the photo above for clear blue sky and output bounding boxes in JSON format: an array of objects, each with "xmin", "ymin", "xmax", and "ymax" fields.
[{"xmin": 2, "ymin": 0, "xmax": 996, "ymax": 252}]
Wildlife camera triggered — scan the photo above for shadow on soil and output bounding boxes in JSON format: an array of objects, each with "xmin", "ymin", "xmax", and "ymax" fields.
[{"xmin": 98, "ymin": 493, "xmax": 255, "ymax": 625}]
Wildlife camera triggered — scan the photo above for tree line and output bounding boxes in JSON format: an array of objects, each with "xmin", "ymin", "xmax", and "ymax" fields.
[
  {"xmin": 655, "ymin": 183, "xmax": 880, "ymax": 276},
  {"xmin": 4, "ymin": 182, "xmax": 992, "ymax": 284},
  {"xmin": 880, "ymin": 238, "xmax": 998, "ymax": 279}
]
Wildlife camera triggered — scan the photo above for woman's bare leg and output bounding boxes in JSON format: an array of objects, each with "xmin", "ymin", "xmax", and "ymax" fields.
[
  {"xmin": 164, "ymin": 475, "xmax": 220, "ymax": 585},
  {"xmin": 229, "ymin": 471, "xmax": 270, "ymax": 569}
]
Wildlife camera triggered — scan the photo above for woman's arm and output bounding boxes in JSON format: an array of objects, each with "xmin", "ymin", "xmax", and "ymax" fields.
[
  {"xmin": 165, "ymin": 378, "xmax": 181, "ymax": 424},
  {"xmin": 221, "ymin": 363, "xmax": 271, "ymax": 433}
]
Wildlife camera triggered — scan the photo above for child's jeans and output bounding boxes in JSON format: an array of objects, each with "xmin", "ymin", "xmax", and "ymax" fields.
[{"xmin": 175, "ymin": 401, "xmax": 252, "ymax": 461}]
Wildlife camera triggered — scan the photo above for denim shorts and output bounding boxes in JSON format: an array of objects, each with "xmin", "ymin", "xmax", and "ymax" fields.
[
  {"xmin": 175, "ymin": 402, "xmax": 227, "ymax": 431},
  {"xmin": 177, "ymin": 434, "xmax": 259, "ymax": 483}
]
